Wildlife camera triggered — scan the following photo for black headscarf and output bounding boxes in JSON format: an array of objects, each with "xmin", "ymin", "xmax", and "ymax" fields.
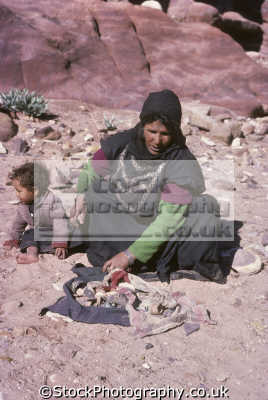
[{"xmin": 101, "ymin": 89, "xmax": 187, "ymax": 161}]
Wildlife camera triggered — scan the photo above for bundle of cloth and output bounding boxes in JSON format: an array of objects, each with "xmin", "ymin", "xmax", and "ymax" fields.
[{"xmin": 43, "ymin": 264, "xmax": 216, "ymax": 337}]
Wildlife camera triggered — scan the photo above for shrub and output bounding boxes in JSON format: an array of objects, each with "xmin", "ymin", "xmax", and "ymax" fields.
[{"xmin": 0, "ymin": 88, "xmax": 48, "ymax": 117}]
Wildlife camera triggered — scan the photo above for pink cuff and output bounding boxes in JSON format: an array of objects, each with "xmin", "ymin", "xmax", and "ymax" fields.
[
  {"xmin": 161, "ymin": 184, "xmax": 192, "ymax": 204},
  {"xmin": 52, "ymin": 242, "xmax": 68, "ymax": 249}
]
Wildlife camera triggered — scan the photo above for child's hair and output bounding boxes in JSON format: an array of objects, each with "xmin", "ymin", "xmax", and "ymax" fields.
[{"xmin": 9, "ymin": 161, "xmax": 50, "ymax": 194}]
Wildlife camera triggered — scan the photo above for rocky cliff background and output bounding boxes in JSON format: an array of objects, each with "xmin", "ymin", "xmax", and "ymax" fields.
[
  {"xmin": 1, "ymin": 2, "xmax": 268, "ymax": 400},
  {"xmin": 1, "ymin": 0, "xmax": 268, "ymax": 116}
]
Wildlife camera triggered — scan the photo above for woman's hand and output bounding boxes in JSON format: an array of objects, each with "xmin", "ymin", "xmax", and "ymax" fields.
[
  {"xmin": 102, "ymin": 251, "xmax": 131, "ymax": 272},
  {"xmin": 55, "ymin": 248, "xmax": 68, "ymax": 259}
]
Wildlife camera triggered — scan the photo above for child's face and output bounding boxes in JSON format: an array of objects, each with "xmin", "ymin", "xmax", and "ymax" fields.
[{"xmin": 12, "ymin": 179, "xmax": 34, "ymax": 204}]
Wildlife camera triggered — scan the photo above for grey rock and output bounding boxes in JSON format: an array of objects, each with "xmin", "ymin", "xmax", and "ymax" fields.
[{"xmin": 145, "ymin": 343, "xmax": 154, "ymax": 350}]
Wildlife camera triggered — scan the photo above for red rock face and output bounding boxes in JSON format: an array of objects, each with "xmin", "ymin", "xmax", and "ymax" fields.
[{"xmin": 1, "ymin": 0, "xmax": 268, "ymax": 116}]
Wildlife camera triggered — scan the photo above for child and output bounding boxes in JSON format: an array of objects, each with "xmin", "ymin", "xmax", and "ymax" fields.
[{"xmin": 3, "ymin": 162, "xmax": 69, "ymax": 264}]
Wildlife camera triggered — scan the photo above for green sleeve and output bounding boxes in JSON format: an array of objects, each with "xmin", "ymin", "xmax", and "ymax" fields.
[
  {"xmin": 77, "ymin": 160, "xmax": 98, "ymax": 193},
  {"xmin": 129, "ymin": 201, "xmax": 188, "ymax": 263}
]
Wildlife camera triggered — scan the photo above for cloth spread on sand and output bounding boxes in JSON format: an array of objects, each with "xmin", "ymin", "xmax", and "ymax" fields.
[{"xmin": 42, "ymin": 264, "xmax": 216, "ymax": 336}]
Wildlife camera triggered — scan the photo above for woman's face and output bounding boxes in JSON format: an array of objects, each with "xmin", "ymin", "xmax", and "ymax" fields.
[{"xmin": 143, "ymin": 120, "xmax": 173, "ymax": 155}]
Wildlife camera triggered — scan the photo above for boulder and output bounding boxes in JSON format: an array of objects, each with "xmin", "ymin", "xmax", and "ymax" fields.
[
  {"xmin": 141, "ymin": 1, "xmax": 162, "ymax": 11},
  {"xmin": 198, "ymin": 0, "xmax": 263, "ymax": 22},
  {"xmin": 1, "ymin": 0, "xmax": 268, "ymax": 116},
  {"xmin": 168, "ymin": 0, "xmax": 220, "ymax": 25},
  {"xmin": 0, "ymin": 111, "xmax": 18, "ymax": 142},
  {"xmin": 216, "ymin": 11, "xmax": 263, "ymax": 51}
]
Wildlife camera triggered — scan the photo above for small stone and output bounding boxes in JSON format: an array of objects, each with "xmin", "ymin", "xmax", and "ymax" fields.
[
  {"xmin": 201, "ymin": 136, "xmax": 216, "ymax": 146},
  {"xmin": 45, "ymin": 131, "xmax": 61, "ymax": 141},
  {"xmin": 142, "ymin": 0, "xmax": 162, "ymax": 10},
  {"xmin": 231, "ymin": 137, "xmax": 241, "ymax": 148},
  {"xmin": 232, "ymin": 248, "xmax": 262, "ymax": 274},
  {"xmin": 142, "ymin": 362, "xmax": 152, "ymax": 369},
  {"xmin": 184, "ymin": 322, "xmax": 200, "ymax": 335},
  {"xmin": 255, "ymin": 122, "xmax": 268, "ymax": 136},
  {"xmin": 69, "ymin": 129, "xmax": 76, "ymax": 137},
  {"xmin": 34, "ymin": 126, "xmax": 54, "ymax": 139},
  {"xmin": 233, "ymin": 298, "xmax": 242, "ymax": 307},
  {"xmin": 0, "ymin": 142, "xmax": 7, "ymax": 154},
  {"xmin": 241, "ymin": 121, "xmax": 255, "ymax": 136},
  {"xmin": 145, "ymin": 343, "xmax": 154, "ymax": 350},
  {"xmin": 84, "ymin": 133, "xmax": 94, "ymax": 142}
]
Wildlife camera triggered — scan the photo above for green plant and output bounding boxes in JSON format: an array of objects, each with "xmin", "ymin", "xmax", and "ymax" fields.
[
  {"xmin": 103, "ymin": 114, "xmax": 117, "ymax": 131},
  {"xmin": 0, "ymin": 88, "xmax": 48, "ymax": 117}
]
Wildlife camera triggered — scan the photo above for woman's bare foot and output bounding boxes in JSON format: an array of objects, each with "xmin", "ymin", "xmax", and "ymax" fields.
[{"xmin": 16, "ymin": 246, "xmax": 39, "ymax": 264}]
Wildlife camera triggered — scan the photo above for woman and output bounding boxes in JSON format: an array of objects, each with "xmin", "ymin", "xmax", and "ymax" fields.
[{"xmin": 77, "ymin": 89, "xmax": 226, "ymax": 283}]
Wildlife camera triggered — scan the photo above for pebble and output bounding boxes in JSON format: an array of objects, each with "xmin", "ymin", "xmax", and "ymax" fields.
[
  {"xmin": 84, "ymin": 133, "xmax": 94, "ymax": 142},
  {"xmin": 142, "ymin": 362, "xmax": 152, "ymax": 370},
  {"xmin": 201, "ymin": 136, "xmax": 216, "ymax": 146},
  {"xmin": 231, "ymin": 137, "xmax": 241, "ymax": 148},
  {"xmin": 0, "ymin": 142, "xmax": 7, "ymax": 154},
  {"xmin": 145, "ymin": 343, "xmax": 154, "ymax": 350},
  {"xmin": 34, "ymin": 126, "xmax": 54, "ymax": 138}
]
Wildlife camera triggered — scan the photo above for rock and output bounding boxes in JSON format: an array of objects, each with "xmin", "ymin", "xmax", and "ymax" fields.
[
  {"xmin": 168, "ymin": 0, "xmax": 220, "ymax": 25},
  {"xmin": 45, "ymin": 131, "xmax": 61, "ymax": 141},
  {"xmin": 142, "ymin": 362, "xmax": 152, "ymax": 369},
  {"xmin": 34, "ymin": 126, "xmax": 54, "ymax": 139},
  {"xmin": 0, "ymin": 142, "xmax": 7, "ymax": 154},
  {"xmin": 232, "ymin": 248, "xmax": 262, "ymax": 274},
  {"xmin": 231, "ymin": 137, "xmax": 241, "ymax": 147},
  {"xmin": 84, "ymin": 133, "xmax": 94, "ymax": 142},
  {"xmin": 181, "ymin": 124, "xmax": 192, "ymax": 136},
  {"xmin": 145, "ymin": 343, "xmax": 154, "ymax": 350},
  {"xmin": 210, "ymin": 123, "xmax": 233, "ymax": 145},
  {"xmin": 141, "ymin": 1, "xmax": 162, "ymax": 11},
  {"xmin": 255, "ymin": 121, "xmax": 268, "ymax": 135},
  {"xmin": 216, "ymin": 11, "xmax": 263, "ymax": 51},
  {"xmin": 241, "ymin": 121, "xmax": 255, "ymax": 136},
  {"xmin": 1, "ymin": 1, "xmax": 268, "ymax": 116},
  {"xmin": 210, "ymin": 179, "xmax": 235, "ymax": 191},
  {"xmin": 0, "ymin": 112, "xmax": 18, "ymax": 142},
  {"xmin": 201, "ymin": 136, "xmax": 216, "ymax": 147},
  {"xmin": 227, "ymin": 120, "xmax": 242, "ymax": 138}
]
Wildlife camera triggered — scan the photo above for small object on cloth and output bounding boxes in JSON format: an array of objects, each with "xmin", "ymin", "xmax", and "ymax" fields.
[
  {"xmin": 84, "ymin": 287, "xmax": 96, "ymax": 301},
  {"xmin": 184, "ymin": 322, "xmax": 200, "ymax": 336},
  {"xmin": 3, "ymin": 239, "xmax": 19, "ymax": 248}
]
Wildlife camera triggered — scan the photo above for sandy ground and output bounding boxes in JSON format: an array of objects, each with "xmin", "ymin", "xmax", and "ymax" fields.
[{"xmin": 0, "ymin": 100, "xmax": 268, "ymax": 400}]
